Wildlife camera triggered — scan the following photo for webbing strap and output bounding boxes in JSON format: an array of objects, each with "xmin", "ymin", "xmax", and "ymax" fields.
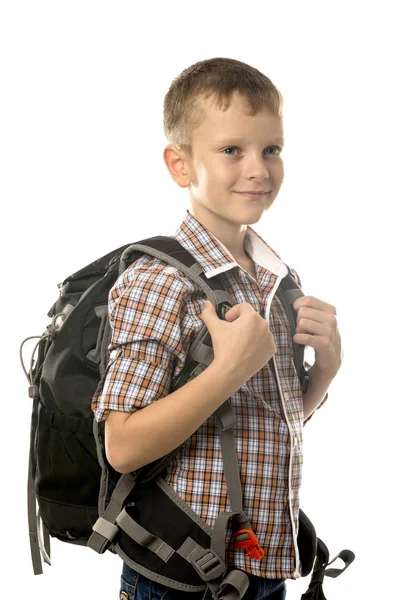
[
  {"xmin": 283, "ymin": 288, "xmax": 303, "ymax": 304},
  {"xmin": 27, "ymin": 465, "xmax": 43, "ymax": 575},
  {"xmin": 203, "ymin": 401, "xmax": 253, "ymax": 595},
  {"xmin": 215, "ymin": 402, "xmax": 243, "ymax": 514},
  {"xmin": 217, "ymin": 569, "xmax": 250, "ymax": 600},
  {"xmin": 88, "ymin": 472, "xmax": 136, "ymax": 553},
  {"xmin": 211, "ymin": 511, "xmax": 240, "ymax": 562},
  {"xmin": 300, "ymin": 538, "xmax": 355, "ymax": 598},
  {"xmin": 275, "ymin": 274, "xmax": 309, "ymax": 394},
  {"xmin": 192, "ymin": 343, "xmax": 214, "ymax": 367},
  {"xmin": 202, "ymin": 568, "xmax": 249, "ymax": 600},
  {"xmin": 178, "ymin": 537, "xmax": 249, "ymax": 600},
  {"xmin": 43, "ymin": 522, "xmax": 50, "ymax": 559},
  {"xmin": 119, "ymin": 243, "xmax": 231, "ymax": 310},
  {"xmin": 92, "ymin": 517, "xmax": 119, "ymax": 542},
  {"xmin": 116, "ymin": 509, "xmax": 175, "ymax": 562}
]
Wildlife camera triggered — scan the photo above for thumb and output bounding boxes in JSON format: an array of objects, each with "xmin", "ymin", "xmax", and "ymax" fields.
[{"xmin": 200, "ymin": 300, "xmax": 219, "ymax": 325}]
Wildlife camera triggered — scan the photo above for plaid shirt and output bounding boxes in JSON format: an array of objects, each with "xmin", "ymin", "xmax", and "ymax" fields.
[{"xmin": 92, "ymin": 210, "xmax": 326, "ymax": 580}]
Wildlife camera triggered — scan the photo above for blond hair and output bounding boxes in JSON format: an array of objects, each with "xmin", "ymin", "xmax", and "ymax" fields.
[{"xmin": 163, "ymin": 57, "xmax": 283, "ymax": 157}]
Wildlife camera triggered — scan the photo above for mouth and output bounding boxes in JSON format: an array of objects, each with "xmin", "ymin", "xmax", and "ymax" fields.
[{"xmin": 234, "ymin": 191, "xmax": 271, "ymax": 197}]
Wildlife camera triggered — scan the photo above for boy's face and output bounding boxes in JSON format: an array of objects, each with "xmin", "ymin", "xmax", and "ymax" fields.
[{"xmin": 169, "ymin": 91, "xmax": 285, "ymax": 233}]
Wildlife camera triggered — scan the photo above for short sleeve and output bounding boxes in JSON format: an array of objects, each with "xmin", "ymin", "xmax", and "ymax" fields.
[{"xmin": 91, "ymin": 257, "xmax": 193, "ymax": 422}]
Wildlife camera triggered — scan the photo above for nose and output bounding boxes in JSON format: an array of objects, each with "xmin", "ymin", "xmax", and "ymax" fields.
[{"xmin": 246, "ymin": 154, "xmax": 270, "ymax": 181}]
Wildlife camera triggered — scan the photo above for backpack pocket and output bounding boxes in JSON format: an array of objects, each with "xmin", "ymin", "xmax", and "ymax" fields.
[{"xmin": 35, "ymin": 402, "xmax": 101, "ymax": 541}]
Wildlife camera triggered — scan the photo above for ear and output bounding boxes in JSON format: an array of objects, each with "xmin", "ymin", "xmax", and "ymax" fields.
[{"xmin": 163, "ymin": 145, "xmax": 192, "ymax": 189}]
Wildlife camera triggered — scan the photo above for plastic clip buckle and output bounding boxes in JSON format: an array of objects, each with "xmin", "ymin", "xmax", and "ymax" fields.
[
  {"xmin": 217, "ymin": 302, "xmax": 231, "ymax": 320},
  {"xmin": 234, "ymin": 529, "xmax": 264, "ymax": 560}
]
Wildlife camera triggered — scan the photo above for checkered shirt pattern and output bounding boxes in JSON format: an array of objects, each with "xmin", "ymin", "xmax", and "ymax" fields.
[{"xmin": 92, "ymin": 210, "xmax": 327, "ymax": 580}]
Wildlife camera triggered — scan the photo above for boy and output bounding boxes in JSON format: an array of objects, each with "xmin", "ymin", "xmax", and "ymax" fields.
[{"xmin": 92, "ymin": 57, "xmax": 342, "ymax": 600}]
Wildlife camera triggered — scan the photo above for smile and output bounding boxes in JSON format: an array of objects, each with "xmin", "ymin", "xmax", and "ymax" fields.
[{"xmin": 234, "ymin": 192, "xmax": 271, "ymax": 197}]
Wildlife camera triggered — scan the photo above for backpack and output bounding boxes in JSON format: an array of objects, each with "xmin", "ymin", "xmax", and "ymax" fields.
[{"xmin": 21, "ymin": 236, "xmax": 355, "ymax": 599}]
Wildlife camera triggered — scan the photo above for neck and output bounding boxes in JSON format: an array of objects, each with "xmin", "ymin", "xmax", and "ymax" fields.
[{"xmin": 187, "ymin": 206, "xmax": 249, "ymax": 262}]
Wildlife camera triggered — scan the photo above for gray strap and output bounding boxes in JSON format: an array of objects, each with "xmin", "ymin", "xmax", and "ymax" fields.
[
  {"xmin": 119, "ymin": 244, "xmax": 231, "ymax": 309},
  {"xmin": 216, "ymin": 402, "xmax": 236, "ymax": 431},
  {"xmin": 115, "ymin": 509, "xmax": 174, "ymax": 562},
  {"xmin": 88, "ymin": 472, "xmax": 136, "ymax": 553},
  {"xmin": 192, "ymin": 343, "xmax": 214, "ymax": 366},
  {"xmin": 211, "ymin": 401, "xmax": 243, "ymax": 562},
  {"xmin": 92, "ymin": 418, "xmax": 109, "ymax": 516},
  {"xmin": 212, "ymin": 402, "xmax": 255, "ymax": 571},
  {"xmin": 101, "ymin": 472, "xmax": 136, "ymax": 521},
  {"xmin": 215, "ymin": 402, "xmax": 243, "ymax": 514},
  {"xmin": 27, "ymin": 465, "xmax": 43, "ymax": 575},
  {"xmin": 190, "ymin": 263, "xmax": 203, "ymax": 276},
  {"xmin": 211, "ymin": 289, "xmax": 232, "ymax": 306},
  {"xmin": 218, "ymin": 569, "xmax": 250, "ymax": 600},
  {"xmin": 177, "ymin": 535, "xmax": 249, "ymax": 600},
  {"xmin": 218, "ymin": 428, "xmax": 243, "ymax": 514},
  {"xmin": 284, "ymin": 288, "xmax": 303, "ymax": 304},
  {"xmin": 36, "ymin": 512, "xmax": 51, "ymax": 566},
  {"xmin": 92, "ymin": 517, "xmax": 119, "ymax": 542},
  {"xmin": 210, "ymin": 510, "xmax": 239, "ymax": 561},
  {"xmin": 176, "ymin": 536, "xmax": 199, "ymax": 561},
  {"xmin": 43, "ymin": 522, "xmax": 50, "ymax": 559}
]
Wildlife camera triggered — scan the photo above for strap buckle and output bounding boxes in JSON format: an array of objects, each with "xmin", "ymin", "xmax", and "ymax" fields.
[
  {"xmin": 88, "ymin": 516, "xmax": 119, "ymax": 554},
  {"xmin": 234, "ymin": 529, "xmax": 264, "ymax": 560},
  {"xmin": 301, "ymin": 374, "xmax": 310, "ymax": 394},
  {"xmin": 191, "ymin": 548, "xmax": 225, "ymax": 581},
  {"xmin": 217, "ymin": 302, "xmax": 232, "ymax": 320}
]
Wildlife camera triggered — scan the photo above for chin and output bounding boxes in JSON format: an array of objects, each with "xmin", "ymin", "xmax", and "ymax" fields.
[
  {"xmin": 241, "ymin": 206, "xmax": 268, "ymax": 224},
  {"xmin": 229, "ymin": 214, "xmax": 263, "ymax": 227}
]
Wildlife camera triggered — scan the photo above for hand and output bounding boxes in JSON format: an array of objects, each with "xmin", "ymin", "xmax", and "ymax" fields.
[
  {"xmin": 292, "ymin": 295, "xmax": 342, "ymax": 378},
  {"xmin": 200, "ymin": 300, "xmax": 276, "ymax": 383}
]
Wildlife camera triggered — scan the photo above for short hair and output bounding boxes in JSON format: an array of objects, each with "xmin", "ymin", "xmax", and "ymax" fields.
[{"xmin": 163, "ymin": 57, "xmax": 284, "ymax": 157}]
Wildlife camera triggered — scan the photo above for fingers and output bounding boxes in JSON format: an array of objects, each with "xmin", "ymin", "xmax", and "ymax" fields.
[
  {"xmin": 201, "ymin": 301, "xmax": 252, "ymax": 322},
  {"xmin": 293, "ymin": 295, "xmax": 337, "ymax": 315},
  {"xmin": 296, "ymin": 317, "xmax": 334, "ymax": 337},
  {"xmin": 296, "ymin": 306, "xmax": 338, "ymax": 326}
]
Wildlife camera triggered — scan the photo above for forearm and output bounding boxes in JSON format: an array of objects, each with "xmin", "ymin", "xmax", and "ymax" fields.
[
  {"xmin": 106, "ymin": 360, "xmax": 243, "ymax": 473},
  {"xmin": 302, "ymin": 363, "xmax": 335, "ymax": 421}
]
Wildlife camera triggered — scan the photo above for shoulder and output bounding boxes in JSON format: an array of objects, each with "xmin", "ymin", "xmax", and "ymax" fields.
[{"xmin": 109, "ymin": 253, "xmax": 196, "ymax": 321}]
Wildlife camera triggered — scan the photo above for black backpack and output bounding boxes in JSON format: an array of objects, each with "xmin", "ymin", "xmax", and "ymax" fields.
[{"xmin": 21, "ymin": 236, "xmax": 354, "ymax": 599}]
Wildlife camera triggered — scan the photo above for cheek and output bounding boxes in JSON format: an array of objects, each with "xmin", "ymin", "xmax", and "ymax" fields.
[
  {"xmin": 201, "ymin": 164, "xmax": 225, "ymax": 190},
  {"xmin": 209, "ymin": 162, "xmax": 238, "ymax": 187},
  {"xmin": 273, "ymin": 160, "xmax": 284, "ymax": 183}
]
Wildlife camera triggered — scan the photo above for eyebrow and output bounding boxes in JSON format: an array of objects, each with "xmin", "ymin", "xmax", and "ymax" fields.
[{"xmin": 214, "ymin": 137, "xmax": 285, "ymax": 145}]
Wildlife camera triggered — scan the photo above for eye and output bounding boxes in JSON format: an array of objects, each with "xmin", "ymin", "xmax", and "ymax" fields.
[
  {"xmin": 266, "ymin": 145, "xmax": 283, "ymax": 155},
  {"xmin": 222, "ymin": 146, "xmax": 240, "ymax": 156},
  {"xmin": 221, "ymin": 145, "xmax": 282, "ymax": 156}
]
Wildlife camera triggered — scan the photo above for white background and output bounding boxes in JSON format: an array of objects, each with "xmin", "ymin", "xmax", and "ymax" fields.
[{"xmin": 1, "ymin": 1, "xmax": 399, "ymax": 598}]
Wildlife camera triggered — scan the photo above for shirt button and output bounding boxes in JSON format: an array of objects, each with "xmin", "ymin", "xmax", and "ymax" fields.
[{"xmin": 293, "ymin": 435, "xmax": 298, "ymax": 447}]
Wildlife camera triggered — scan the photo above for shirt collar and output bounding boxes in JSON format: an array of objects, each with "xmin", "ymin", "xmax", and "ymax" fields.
[{"xmin": 174, "ymin": 210, "xmax": 288, "ymax": 279}]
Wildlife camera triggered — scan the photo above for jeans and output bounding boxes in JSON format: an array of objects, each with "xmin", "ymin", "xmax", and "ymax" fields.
[{"xmin": 120, "ymin": 562, "xmax": 287, "ymax": 600}]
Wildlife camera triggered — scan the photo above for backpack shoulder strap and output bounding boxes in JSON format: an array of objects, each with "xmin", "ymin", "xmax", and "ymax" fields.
[
  {"xmin": 115, "ymin": 236, "xmax": 233, "ymax": 483},
  {"xmin": 121, "ymin": 237, "xmax": 309, "ymax": 394},
  {"xmin": 118, "ymin": 236, "xmax": 232, "ymax": 315},
  {"xmin": 275, "ymin": 268, "xmax": 310, "ymax": 395}
]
